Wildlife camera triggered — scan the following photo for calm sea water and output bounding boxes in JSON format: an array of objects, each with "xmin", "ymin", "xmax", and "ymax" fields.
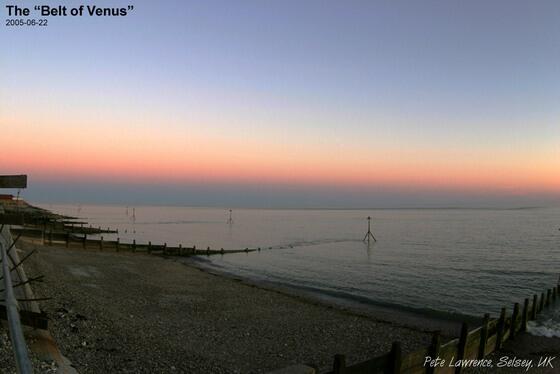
[{"xmin": 40, "ymin": 204, "xmax": 560, "ymax": 328}]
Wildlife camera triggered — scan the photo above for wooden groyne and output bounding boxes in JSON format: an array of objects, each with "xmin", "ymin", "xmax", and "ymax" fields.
[
  {"xmin": 0, "ymin": 198, "xmax": 258, "ymax": 257},
  {"xmin": 12, "ymin": 227, "xmax": 259, "ymax": 256},
  {"xmin": 326, "ymin": 284, "xmax": 560, "ymax": 374}
]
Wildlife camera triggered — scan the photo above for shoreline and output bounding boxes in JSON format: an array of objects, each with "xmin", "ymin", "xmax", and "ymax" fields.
[
  {"xmin": 184, "ymin": 256, "xmax": 468, "ymax": 336},
  {"xmin": 22, "ymin": 239, "xmax": 433, "ymax": 373}
]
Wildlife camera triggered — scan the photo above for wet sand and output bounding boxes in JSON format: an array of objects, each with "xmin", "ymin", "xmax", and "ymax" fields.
[{"xmin": 21, "ymin": 240, "xmax": 433, "ymax": 373}]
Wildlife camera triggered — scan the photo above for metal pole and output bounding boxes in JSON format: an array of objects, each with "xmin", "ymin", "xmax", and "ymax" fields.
[{"xmin": 0, "ymin": 231, "xmax": 33, "ymax": 374}]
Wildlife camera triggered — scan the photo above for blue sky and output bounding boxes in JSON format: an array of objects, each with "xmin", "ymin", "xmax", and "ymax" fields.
[{"xmin": 2, "ymin": 0, "xmax": 559, "ymax": 207}]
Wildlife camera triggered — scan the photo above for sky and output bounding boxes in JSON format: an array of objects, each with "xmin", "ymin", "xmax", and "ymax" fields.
[{"xmin": 1, "ymin": 0, "xmax": 559, "ymax": 207}]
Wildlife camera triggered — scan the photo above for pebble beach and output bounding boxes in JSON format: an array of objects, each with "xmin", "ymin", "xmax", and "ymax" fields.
[{"xmin": 19, "ymin": 240, "xmax": 433, "ymax": 373}]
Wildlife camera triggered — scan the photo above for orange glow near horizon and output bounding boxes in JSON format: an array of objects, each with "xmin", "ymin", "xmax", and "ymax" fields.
[{"xmin": 3, "ymin": 115, "xmax": 559, "ymax": 196}]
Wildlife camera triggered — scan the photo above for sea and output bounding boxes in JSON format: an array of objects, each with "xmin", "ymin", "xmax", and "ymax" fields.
[{"xmin": 39, "ymin": 204, "xmax": 560, "ymax": 335}]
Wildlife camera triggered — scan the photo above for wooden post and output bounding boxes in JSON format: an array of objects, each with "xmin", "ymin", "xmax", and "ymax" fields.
[
  {"xmin": 540, "ymin": 292, "xmax": 545, "ymax": 312},
  {"xmin": 427, "ymin": 331, "xmax": 441, "ymax": 374},
  {"xmin": 179, "ymin": 244, "xmax": 182, "ymax": 256},
  {"xmin": 478, "ymin": 314, "xmax": 490, "ymax": 359},
  {"xmin": 456, "ymin": 322, "xmax": 469, "ymax": 374},
  {"xmin": 100, "ymin": 236, "xmax": 104, "ymax": 251},
  {"xmin": 511, "ymin": 303, "xmax": 519, "ymax": 339},
  {"xmin": 133, "ymin": 239, "xmax": 136, "ymax": 252},
  {"xmin": 532, "ymin": 295, "xmax": 538, "ymax": 320},
  {"xmin": 496, "ymin": 307, "xmax": 506, "ymax": 350},
  {"xmin": 193, "ymin": 245, "xmax": 196, "ymax": 255},
  {"xmin": 522, "ymin": 299, "xmax": 529, "ymax": 332},
  {"xmin": 546, "ymin": 289, "xmax": 551, "ymax": 307},
  {"xmin": 333, "ymin": 354, "xmax": 346, "ymax": 374},
  {"xmin": 390, "ymin": 341, "xmax": 402, "ymax": 374},
  {"xmin": 163, "ymin": 242, "xmax": 167, "ymax": 254},
  {"xmin": 82, "ymin": 234, "xmax": 87, "ymax": 249},
  {"xmin": 148, "ymin": 241, "xmax": 152, "ymax": 253},
  {"xmin": 206, "ymin": 246, "xmax": 210, "ymax": 255}
]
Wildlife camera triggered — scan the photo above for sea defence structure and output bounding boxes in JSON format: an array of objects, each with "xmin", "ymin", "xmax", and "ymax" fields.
[{"xmin": 320, "ymin": 286, "xmax": 560, "ymax": 373}]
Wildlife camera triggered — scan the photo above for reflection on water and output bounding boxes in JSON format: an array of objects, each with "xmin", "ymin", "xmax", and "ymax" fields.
[{"xmin": 43, "ymin": 204, "xmax": 560, "ymax": 319}]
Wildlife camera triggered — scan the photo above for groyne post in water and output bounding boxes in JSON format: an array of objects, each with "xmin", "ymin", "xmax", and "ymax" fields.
[
  {"xmin": 510, "ymin": 303, "xmax": 519, "ymax": 339},
  {"xmin": 532, "ymin": 294, "xmax": 538, "ymax": 319},
  {"xmin": 521, "ymin": 299, "xmax": 529, "ymax": 332}
]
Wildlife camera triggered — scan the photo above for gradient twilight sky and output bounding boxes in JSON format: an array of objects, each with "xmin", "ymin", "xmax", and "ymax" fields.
[{"xmin": 2, "ymin": 0, "xmax": 559, "ymax": 207}]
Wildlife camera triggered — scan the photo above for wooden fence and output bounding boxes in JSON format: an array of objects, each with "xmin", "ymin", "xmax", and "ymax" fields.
[{"xmin": 327, "ymin": 285, "xmax": 559, "ymax": 374}]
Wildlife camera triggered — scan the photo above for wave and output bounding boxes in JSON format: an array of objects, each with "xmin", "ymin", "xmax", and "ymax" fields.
[{"xmin": 527, "ymin": 309, "xmax": 560, "ymax": 338}]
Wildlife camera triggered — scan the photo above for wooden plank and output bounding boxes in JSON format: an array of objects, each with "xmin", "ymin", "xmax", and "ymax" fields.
[
  {"xmin": 464, "ymin": 335, "xmax": 481, "ymax": 360},
  {"xmin": 502, "ymin": 328, "xmax": 510, "ymax": 342},
  {"xmin": 401, "ymin": 347, "xmax": 428, "ymax": 372},
  {"xmin": 485, "ymin": 334, "xmax": 497, "ymax": 356},
  {"xmin": 439, "ymin": 339, "xmax": 458, "ymax": 360},
  {"xmin": 0, "ymin": 175, "xmax": 27, "ymax": 188}
]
